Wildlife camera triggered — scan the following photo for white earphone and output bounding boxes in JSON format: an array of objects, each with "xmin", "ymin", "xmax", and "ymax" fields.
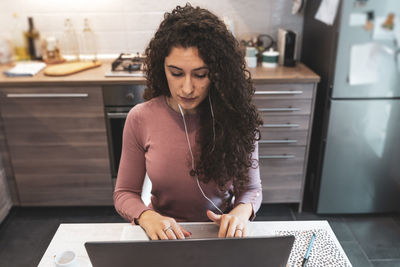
[{"xmin": 177, "ymin": 94, "xmax": 223, "ymax": 214}]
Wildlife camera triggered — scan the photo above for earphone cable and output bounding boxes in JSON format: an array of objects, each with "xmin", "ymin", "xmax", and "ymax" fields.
[
  {"xmin": 177, "ymin": 103, "xmax": 223, "ymax": 215},
  {"xmin": 209, "ymin": 94, "xmax": 216, "ymax": 153}
]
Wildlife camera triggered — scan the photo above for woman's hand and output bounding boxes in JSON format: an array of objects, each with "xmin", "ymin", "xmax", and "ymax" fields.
[
  {"xmin": 137, "ymin": 210, "xmax": 191, "ymax": 240},
  {"xmin": 206, "ymin": 203, "xmax": 253, "ymax": 238}
]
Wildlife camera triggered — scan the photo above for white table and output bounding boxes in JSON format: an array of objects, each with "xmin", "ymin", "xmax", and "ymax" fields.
[{"xmin": 38, "ymin": 221, "xmax": 352, "ymax": 267}]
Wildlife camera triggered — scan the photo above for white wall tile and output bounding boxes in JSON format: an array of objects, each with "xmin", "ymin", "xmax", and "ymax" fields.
[
  {"xmin": 20, "ymin": 0, "xmax": 124, "ymax": 14},
  {"xmin": 125, "ymin": 30, "xmax": 155, "ymax": 53},
  {"xmin": 78, "ymin": 14, "xmax": 126, "ymax": 32},
  {"xmin": 0, "ymin": 0, "xmax": 304, "ymax": 55},
  {"xmin": 121, "ymin": 0, "xmax": 188, "ymax": 13},
  {"xmin": 123, "ymin": 12, "xmax": 164, "ymax": 32},
  {"xmin": 94, "ymin": 31, "xmax": 127, "ymax": 53}
]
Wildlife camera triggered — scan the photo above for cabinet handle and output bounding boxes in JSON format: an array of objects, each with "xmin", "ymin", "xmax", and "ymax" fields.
[
  {"xmin": 254, "ymin": 90, "xmax": 303, "ymax": 95},
  {"xmin": 259, "ymin": 140, "xmax": 297, "ymax": 144},
  {"xmin": 6, "ymin": 93, "xmax": 89, "ymax": 98},
  {"xmin": 262, "ymin": 123, "xmax": 299, "ymax": 128},
  {"xmin": 260, "ymin": 155, "xmax": 295, "ymax": 159},
  {"xmin": 107, "ymin": 112, "xmax": 128, "ymax": 119},
  {"xmin": 258, "ymin": 107, "xmax": 300, "ymax": 112}
]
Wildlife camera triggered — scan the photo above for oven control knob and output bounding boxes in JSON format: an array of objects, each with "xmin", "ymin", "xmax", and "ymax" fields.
[{"xmin": 126, "ymin": 93, "xmax": 135, "ymax": 101}]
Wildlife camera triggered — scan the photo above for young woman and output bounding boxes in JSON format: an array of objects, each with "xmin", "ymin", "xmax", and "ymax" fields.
[{"xmin": 114, "ymin": 4, "xmax": 263, "ymax": 240}]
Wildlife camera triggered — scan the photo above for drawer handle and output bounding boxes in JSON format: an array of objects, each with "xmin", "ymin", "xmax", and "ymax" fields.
[
  {"xmin": 107, "ymin": 112, "xmax": 128, "ymax": 118},
  {"xmin": 260, "ymin": 155, "xmax": 295, "ymax": 159},
  {"xmin": 258, "ymin": 107, "xmax": 300, "ymax": 112},
  {"xmin": 6, "ymin": 93, "xmax": 89, "ymax": 98},
  {"xmin": 259, "ymin": 140, "xmax": 297, "ymax": 144},
  {"xmin": 254, "ymin": 90, "xmax": 303, "ymax": 95},
  {"xmin": 262, "ymin": 123, "xmax": 299, "ymax": 128}
]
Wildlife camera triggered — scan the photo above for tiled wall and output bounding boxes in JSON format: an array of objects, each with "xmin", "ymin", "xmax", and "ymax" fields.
[{"xmin": 0, "ymin": 0, "xmax": 303, "ymax": 56}]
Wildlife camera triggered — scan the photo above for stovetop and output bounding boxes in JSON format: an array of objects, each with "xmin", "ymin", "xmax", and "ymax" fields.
[{"xmin": 105, "ymin": 53, "xmax": 145, "ymax": 77}]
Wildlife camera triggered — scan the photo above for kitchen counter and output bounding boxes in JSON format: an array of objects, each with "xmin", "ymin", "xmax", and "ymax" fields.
[{"xmin": 0, "ymin": 61, "xmax": 319, "ymax": 86}]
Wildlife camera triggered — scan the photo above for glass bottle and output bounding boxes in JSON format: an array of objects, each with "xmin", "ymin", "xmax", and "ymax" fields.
[
  {"xmin": 62, "ymin": 18, "xmax": 79, "ymax": 61},
  {"xmin": 81, "ymin": 18, "xmax": 97, "ymax": 61},
  {"xmin": 25, "ymin": 17, "xmax": 42, "ymax": 60},
  {"xmin": 11, "ymin": 13, "xmax": 29, "ymax": 61}
]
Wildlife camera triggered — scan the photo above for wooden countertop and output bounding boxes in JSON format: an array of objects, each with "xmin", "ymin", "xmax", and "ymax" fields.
[{"xmin": 0, "ymin": 61, "xmax": 319, "ymax": 87}]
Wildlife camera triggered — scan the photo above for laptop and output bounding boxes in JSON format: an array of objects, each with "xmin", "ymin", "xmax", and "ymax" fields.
[{"xmin": 85, "ymin": 235, "xmax": 294, "ymax": 267}]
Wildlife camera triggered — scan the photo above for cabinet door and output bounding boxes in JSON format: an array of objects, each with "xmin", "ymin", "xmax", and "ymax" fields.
[
  {"xmin": 0, "ymin": 86, "xmax": 112, "ymax": 206},
  {"xmin": 0, "ymin": 168, "xmax": 12, "ymax": 222},
  {"xmin": 253, "ymin": 83, "xmax": 314, "ymax": 204},
  {"xmin": 258, "ymin": 146, "xmax": 306, "ymax": 203}
]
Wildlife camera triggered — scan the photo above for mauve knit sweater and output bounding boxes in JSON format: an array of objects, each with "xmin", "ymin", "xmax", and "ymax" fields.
[{"xmin": 113, "ymin": 96, "xmax": 262, "ymax": 223}]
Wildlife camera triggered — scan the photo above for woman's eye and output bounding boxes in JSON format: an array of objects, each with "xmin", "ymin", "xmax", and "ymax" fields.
[
  {"xmin": 171, "ymin": 72, "xmax": 183, "ymax": 77},
  {"xmin": 195, "ymin": 73, "xmax": 207, "ymax": 79}
]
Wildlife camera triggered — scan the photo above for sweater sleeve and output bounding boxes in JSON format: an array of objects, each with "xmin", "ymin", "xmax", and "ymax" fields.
[
  {"xmin": 233, "ymin": 141, "xmax": 262, "ymax": 220},
  {"xmin": 113, "ymin": 108, "xmax": 151, "ymax": 224}
]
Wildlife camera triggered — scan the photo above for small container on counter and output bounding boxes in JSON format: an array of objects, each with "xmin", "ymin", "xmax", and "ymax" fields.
[
  {"xmin": 245, "ymin": 46, "xmax": 257, "ymax": 68},
  {"xmin": 43, "ymin": 36, "xmax": 65, "ymax": 64},
  {"xmin": 262, "ymin": 48, "xmax": 279, "ymax": 68}
]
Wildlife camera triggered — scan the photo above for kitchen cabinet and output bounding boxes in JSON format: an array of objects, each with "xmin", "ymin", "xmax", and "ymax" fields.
[
  {"xmin": 0, "ymin": 86, "xmax": 112, "ymax": 206},
  {"xmin": 253, "ymin": 82, "xmax": 317, "ymax": 210},
  {"xmin": 0, "ymin": 163, "xmax": 12, "ymax": 222}
]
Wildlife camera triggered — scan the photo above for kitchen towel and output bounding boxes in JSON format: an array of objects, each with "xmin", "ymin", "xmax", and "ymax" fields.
[{"xmin": 3, "ymin": 62, "xmax": 46, "ymax": 77}]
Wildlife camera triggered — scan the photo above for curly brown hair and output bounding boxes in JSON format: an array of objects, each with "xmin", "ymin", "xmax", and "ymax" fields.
[{"xmin": 143, "ymin": 4, "xmax": 263, "ymax": 191}]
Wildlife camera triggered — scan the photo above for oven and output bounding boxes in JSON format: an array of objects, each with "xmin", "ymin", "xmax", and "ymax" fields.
[{"xmin": 103, "ymin": 85, "xmax": 145, "ymax": 186}]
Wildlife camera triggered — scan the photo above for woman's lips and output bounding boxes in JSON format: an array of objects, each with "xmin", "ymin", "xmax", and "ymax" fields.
[{"xmin": 179, "ymin": 96, "xmax": 196, "ymax": 103}]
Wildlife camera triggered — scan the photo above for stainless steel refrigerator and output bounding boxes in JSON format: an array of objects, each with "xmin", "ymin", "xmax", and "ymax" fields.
[{"xmin": 301, "ymin": 0, "xmax": 400, "ymax": 213}]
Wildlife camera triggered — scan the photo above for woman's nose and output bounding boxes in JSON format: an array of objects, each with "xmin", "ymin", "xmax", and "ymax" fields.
[{"xmin": 182, "ymin": 75, "xmax": 194, "ymax": 95}]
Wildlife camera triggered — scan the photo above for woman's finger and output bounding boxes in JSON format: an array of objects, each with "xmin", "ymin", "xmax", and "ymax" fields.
[
  {"xmin": 157, "ymin": 229, "xmax": 169, "ymax": 240},
  {"xmin": 206, "ymin": 210, "xmax": 221, "ymax": 225},
  {"xmin": 234, "ymin": 223, "xmax": 244, "ymax": 238},
  {"xmin": 149, "ymin": 232, "xmax": 159, "ymax": 240},
  {"xmin": 170, "ymin": 223, "xmax": 185, "ymax": 239},
  {"xmin": 242, "ymin": 226, "xmax": 248, "ymax": 237},
  {"xmin": 180, "ymin": 226, "xmax": 192, "ymax": 238},
  {"xmin": 226, "ymin": 217, "xmax": 239, "ymax": 238},
  {"xmin": 165, "ymin": 228, "xmax": 177, "ymax": 240},
  {"xmin": 218, "ymin": 215, "xmax": 230, "ymax": 237}
]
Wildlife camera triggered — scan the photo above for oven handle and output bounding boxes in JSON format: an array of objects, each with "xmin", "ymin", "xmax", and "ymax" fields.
[{"xmin": 107, "ymin": 112, "xmax": 129, "ymax": 119}]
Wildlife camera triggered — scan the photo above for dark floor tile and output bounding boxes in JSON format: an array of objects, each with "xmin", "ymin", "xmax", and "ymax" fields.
[
  {"xmin": 393, "ymin": 215, "xmax": 400, "ymax": 227},
  {"xmin": 371, "ymin": 260, "xmax": 400, "ymax": 267},
  {"xmin": 254, "ymin": 204, "xmax": 295, "ymax": 221},
  {"xmin": 344, "ymin": 216, "xmax": 400, "ymax": 260},
  {"xmin": 292, "ymin": 211, "xmax": 356, "ymax": 242},
  {"xmin": 293, "ymin": 211, "xmax": 342, "ymax": 224},
  {"xmin": 0, "ymin": 218, "xmax": 59, "ymax": 267},
  {"xmin": 329, "ymin": 220, "xmax": 356, "ymax": 242},
  {"xmin": 0, "ymin": 217, "xmax": 59, "ymax": 243},
  {"xmin": 0, "ymin": 207, "xmax": 124, "ymax": 267},
  {"xmin": 341, "ymin": 241, "xmax": 373, "ymax": 267}
]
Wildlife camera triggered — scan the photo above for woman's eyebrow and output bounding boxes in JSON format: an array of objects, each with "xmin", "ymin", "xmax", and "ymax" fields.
[{"xmin": 166, "ymin": 65, "xmax": 208, "ymax": 71}]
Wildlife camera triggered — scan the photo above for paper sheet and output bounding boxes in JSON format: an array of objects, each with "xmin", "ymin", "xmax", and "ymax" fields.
[
  {"xmin": 349, "ymin": 13, "xmax": 367, "ymax": 27},
  {"xmin": 314, "ymin": 0, "xmax": 340, "ymax": 26},
  {"xmin": 349, "ymin": 43, "xmax": 381, "ymax": 85}
]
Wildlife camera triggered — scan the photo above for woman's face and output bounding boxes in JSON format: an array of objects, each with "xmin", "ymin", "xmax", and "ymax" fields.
[{"xmin": 164, "ymin": 46, "xmax": 210, "ymax": 114}]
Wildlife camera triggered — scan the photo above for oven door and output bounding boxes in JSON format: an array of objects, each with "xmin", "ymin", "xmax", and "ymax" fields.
[{"xmin": 104, "ymin": 106, "xmax": 132, "ymax": 186}]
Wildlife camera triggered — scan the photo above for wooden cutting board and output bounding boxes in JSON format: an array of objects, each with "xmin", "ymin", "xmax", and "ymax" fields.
[{"xmin": 44, "ymin": 61, "xmax": 102, "ymax": 76}]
